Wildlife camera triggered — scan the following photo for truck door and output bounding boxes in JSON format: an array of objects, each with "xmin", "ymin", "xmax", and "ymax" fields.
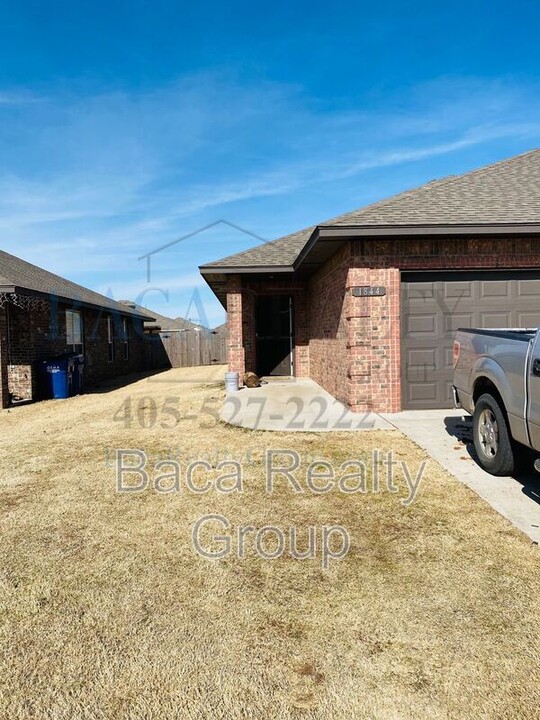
[{"xmin": 526, "ymin": 332, "xmax": 540, "ymax": 449}]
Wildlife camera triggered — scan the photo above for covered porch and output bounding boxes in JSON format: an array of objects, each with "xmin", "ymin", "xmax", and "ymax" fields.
[
  {"xmin": 221, "ymin": 377, "xmax": 392, "ymax": 432},
  {"xmin": 225, "ymin": 275, "xmax": 310, "ymax": 381}
]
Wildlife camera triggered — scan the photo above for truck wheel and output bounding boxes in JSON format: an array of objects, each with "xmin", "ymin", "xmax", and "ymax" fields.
[{"xmin": 473, "ymin": 393, "xmax": 515, "ymax": 476}]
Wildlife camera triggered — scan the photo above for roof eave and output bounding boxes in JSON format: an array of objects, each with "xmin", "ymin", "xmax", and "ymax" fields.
[
  {"xmin": 199, "ymin": 264, "xmax": 295, "ymax": 275},
  {"xmin": 316, "ymin": 222, "xmax": 540, "ymax": 238},
  {"xmin": 294, "ymin": 222, "xmax": 540, "ymax": 273},
  {"xmin": 200, "ymin": 221, "xmax": 540, "ymax": 308},
  {"xmin": 0, "ymin": 284, "xmax": 154, "ymax": 320}
]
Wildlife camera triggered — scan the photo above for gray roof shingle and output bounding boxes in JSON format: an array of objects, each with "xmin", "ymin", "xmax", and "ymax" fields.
[
  {"xmin": 119, "ymin": 301, "xmax": 203, "ymax": 330},
  {"xmin": 201, "ymin": 149, "xmax": 540, "ymax": 270},
  {"xmin": 203, "ymin": 226, "xmax": 315, "ymax": 268},
  {"xmin": 0, "ymin": 249, "xmax": 154, "ymax": 319}
]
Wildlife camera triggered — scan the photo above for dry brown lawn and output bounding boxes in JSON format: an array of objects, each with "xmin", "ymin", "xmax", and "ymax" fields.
[{"xmin": 0, "ymin": 366, "xmax": 539, "ymax": 719}]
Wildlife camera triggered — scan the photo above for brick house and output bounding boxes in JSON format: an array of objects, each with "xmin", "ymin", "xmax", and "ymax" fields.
[
  {"xmin": 0, "ymin": 250, "xmax": 154, "ymax": 408},
  {"xmin": 200, "ymin": 149, "xmax": 540, "ymax": 412}
]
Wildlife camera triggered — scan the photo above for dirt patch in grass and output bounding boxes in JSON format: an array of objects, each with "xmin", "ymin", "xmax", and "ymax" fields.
[{"xmin": 0, "ymin": 366, "xmax": 539, "ymax": 719}]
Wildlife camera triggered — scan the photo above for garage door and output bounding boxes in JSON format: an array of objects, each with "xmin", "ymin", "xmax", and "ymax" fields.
[{"xmin": 401, "ymin": 271, "xmax": 540, "ymax": 409}]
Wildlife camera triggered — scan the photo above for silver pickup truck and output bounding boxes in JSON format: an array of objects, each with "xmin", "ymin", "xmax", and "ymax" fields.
[{"xmin": 453, "ymin": 328, "xmax": 540, "ymax": 475}]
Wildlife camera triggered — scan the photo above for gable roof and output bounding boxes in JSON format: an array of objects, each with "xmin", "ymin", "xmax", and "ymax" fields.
[
  {"xmin": 202, "ymin": 226, "xmax": 316, "ymax": 269},
  {"xmin": 0, "ymin": 249, "xmax": 154, "ymax": 320},
  {"xmin": 119, "ymin": 301, "xmax": 201, "ymax": 331},
  {"xmin": 201, "ymin": 149, "xmax": 540, "ymax": 273},
  {"xmin": 152, "ymin": 314, "xmax": 199, "ymax": 331}
]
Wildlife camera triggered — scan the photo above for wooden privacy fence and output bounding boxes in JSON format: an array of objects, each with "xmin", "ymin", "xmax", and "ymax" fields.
[{"xmin": 147, "ymin": 326, "xmax": 227, "ymax": 369}]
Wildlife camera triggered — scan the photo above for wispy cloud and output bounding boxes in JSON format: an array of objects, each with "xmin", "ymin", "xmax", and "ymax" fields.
[
  {"xmin": 2, "ymin": 75, "xmax": 539, "ymax": 233},
  {"xmin": 0, "ymin": 90, "xmax": 44, "ymax": 105},
  {"xmin": 95, "ymin": 272, "xmax": 204, "ymax": 300},
  {"xmin": 0, "ymin": 73, "xmax": 539, "ymax": 324},
  {"xmin": 160, "ymin": 119, "xmax": 540, "ymax": 218}
]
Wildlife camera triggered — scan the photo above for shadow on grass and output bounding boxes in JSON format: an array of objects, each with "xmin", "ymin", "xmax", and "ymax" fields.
[{"xmin": 82, "ymin": 368, "xmax": 170, "ymax": 394}]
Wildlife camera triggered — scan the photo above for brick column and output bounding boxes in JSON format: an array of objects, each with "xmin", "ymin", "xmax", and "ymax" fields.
[
  {"xmin": 0, "ymin": 305, "xmax": 9, "ymax": 408},
  {"xmin": 293, "ymin": 291, "xmax": 310, "ymax": 377},
  {"xmin": 346, "ymin": 268, "xmax": 401, "ymax": 413},
  {"xmin": 226, "ymin": 275, "xmax": 246, "ymax": 380}
]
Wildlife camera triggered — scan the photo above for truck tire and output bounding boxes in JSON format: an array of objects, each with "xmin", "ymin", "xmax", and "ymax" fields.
[{"xmin": 473, "ymin": 393, "xmax": 515, "ymax": 476}]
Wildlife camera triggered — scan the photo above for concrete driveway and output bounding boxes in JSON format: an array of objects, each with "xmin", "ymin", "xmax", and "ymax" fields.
[
  {"xmin": 381, "ymin": 409, "xmax": 540, "ymax": 544},
  {"xmin": 221, "ymin": 380, "xmax": 540, "ymax": 542}
]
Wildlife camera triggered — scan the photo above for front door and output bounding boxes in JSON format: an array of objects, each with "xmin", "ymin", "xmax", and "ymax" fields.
[{"xmin": 255, "ymin": 295, "xmax": 294, "ymax": 376}]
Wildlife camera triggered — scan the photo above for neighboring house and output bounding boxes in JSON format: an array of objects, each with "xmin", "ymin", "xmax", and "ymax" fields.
[
  {"xmin": 200, "ymin": 149, "xmax": 540, "ymax": 412},
  {"xmin": 120, "ymin": 302, "xmax": 228, "ymax": 368},
  {"xmin": 119, "ymin": 301, "xmax": 201, "ymax": 335},
  {"xmin": 0, "ymin": 250, "xmax": 155, "ymax": 408}
]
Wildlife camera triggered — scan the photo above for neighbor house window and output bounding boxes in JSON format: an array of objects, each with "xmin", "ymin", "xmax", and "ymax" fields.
[
  {"xmin": 66, "ymin": 310, "xmax": 83, "ymax": 351},
  {"xmin": 107, "ymin": 316, "xmax": 114, "ymax": 362},
  {"xmin": 122, "ymin": 318, "xmax": 129, "ymax": 361}
]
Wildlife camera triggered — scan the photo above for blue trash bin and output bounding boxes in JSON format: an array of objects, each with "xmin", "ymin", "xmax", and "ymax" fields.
[{"xmin": 40, "ymin": 357, "xmax": 72, "ymax": 399}]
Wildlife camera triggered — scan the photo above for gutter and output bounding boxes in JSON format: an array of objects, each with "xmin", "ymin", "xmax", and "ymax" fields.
[
  {"xmin": 315, "ymin": 222, "xmax": 540, "ymax": 238},
  {"xmin": 199, "ymin": 265, "xmax": 295, "ymax": 275}
]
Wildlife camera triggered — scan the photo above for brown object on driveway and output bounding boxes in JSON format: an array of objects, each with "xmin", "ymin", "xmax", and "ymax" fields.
[{"xmin": 244, "ymin": 371, "xmax": 262, "ymax": 388}]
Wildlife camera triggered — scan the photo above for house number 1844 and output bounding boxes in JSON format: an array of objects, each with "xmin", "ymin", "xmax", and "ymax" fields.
[{"xmin": 351, "ymin": 286, "xmax": 386, "ymax": 297}]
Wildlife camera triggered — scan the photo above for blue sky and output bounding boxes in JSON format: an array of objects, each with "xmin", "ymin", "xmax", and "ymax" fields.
[{"xmin": 1, "ymin": 1, "xmax": 540, "ymax": 326}]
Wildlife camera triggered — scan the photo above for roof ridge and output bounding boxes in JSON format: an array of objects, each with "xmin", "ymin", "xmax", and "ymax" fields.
[
  {"xmin": 322, "ymin": 148, "xmax": 540, "ymax": 227},
  {"xmin": 402, "ymin": 146, "xmax": 540, "ymax": 196},
  {"xmin": 119, "ymin": 300, "xmax": 197, "ymax": 326},
  {"xmin": 0, "ymin": 248, "xmax": 112, "ymax": 304}
]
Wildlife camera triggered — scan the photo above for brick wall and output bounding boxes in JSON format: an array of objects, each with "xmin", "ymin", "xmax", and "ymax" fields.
[
  {"xmin": 0, "ymin": 297, "xmax": 150, "ymax": 407},
  {"xmin": 352, "ymin": 236, "xmax": 540, "ymax": 269},
  {"xmin": 346, "ymin": 268, "xmax": 400, "ymax": 413},
  {"xmin": 4, "ymin": 299, "xmax": 67, "ymax": 401},
  {"xmin": 81, "ymin": 306, "xmax": 148, "ymax": 386},
  {"xmin": 307, "ymin": 246, "xmax": 401, "ymax": 412},
  {"xmin": 225, "ymin": 235, "xmax": 540, "ymax": 414},
  {"xmin": 307, "ymin": 245, "xmax": 350, "ymax": 404},
  {"xmin": 293, "ymin": 290, "xmax": 310, "ymax": 377},
  {"xmin": 0, "ymin": 306, "xmax": 8, "ymax": 409},
  {"xmin": 226, "ymin": 276, "xmax": 245, "ymax": 379}
]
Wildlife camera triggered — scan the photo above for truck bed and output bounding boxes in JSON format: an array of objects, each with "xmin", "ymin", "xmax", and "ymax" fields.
[{"xmin": 456, "ymin": 328, "xmax": 536, "ymax": 342}]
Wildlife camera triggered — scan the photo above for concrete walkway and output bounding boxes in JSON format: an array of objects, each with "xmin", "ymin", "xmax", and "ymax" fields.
[
  {"xmin": 381, "ymin": 409, "xmax": 540, "ymax": 544},
  {"xmin": 221, "ymin": 378, "xmax": 394, "ymax": 432}
]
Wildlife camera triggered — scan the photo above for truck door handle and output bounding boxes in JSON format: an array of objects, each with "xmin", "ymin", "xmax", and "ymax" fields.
[{"xmin": 533, "ymin": 359, "xmax": 540, "ymax": 376}]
